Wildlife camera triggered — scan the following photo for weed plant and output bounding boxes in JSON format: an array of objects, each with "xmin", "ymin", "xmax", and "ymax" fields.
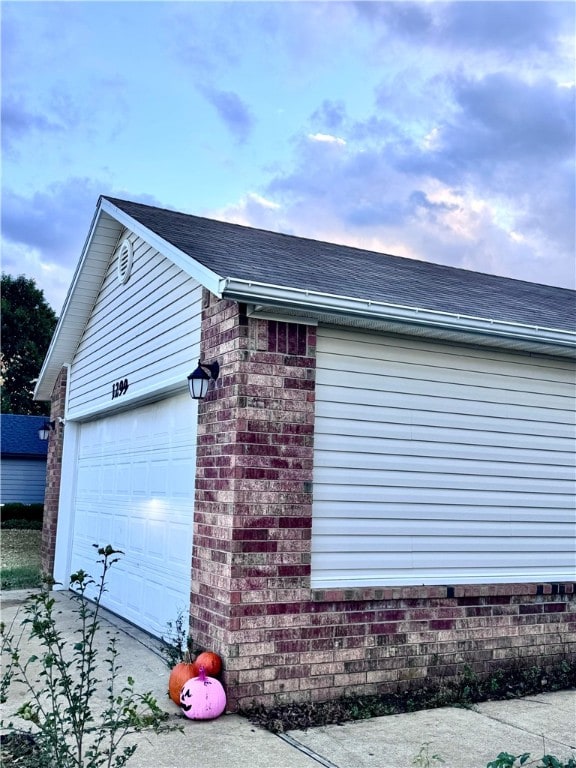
[
  {"xmin": 486, "ymin": 753, "xmax": 576, "ymax": 768},
  {"xmin": 160, "ymin": 611, "xmax": 202, "ymax": 669},
  {"xmin": 241, "ymin": 656, "xmax": 576, "ymax": 733},
  {"xmin": 1, "ymin": 544, "xmax": 180, "ymax": 768}
]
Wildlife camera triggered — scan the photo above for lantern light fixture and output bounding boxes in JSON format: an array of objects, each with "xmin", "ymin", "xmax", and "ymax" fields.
[
  {"xmin": 187, "ymin": 359, "xmax": 220, "ymax": 400},
  {"xmin": 38, "ymin": 420, "xmax": 55, "ymax": 441}
]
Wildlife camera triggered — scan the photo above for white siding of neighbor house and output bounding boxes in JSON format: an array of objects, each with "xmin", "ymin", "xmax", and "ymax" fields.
[
  {"xmin": 67, "ymin": 232, "xmax": 203, "ymax": 419},
  {"xmin": 312, "ymin": 327, "xmax": 576, "ymax": 587},
  {"xmin": 1, "ymin": 458, "xmax": 47, "ymax": 503}
]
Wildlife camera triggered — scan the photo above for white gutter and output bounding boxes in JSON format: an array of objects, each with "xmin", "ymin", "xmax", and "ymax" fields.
[{"xmin": 219, "ymin": 278, "xmax": 576, "ymax": 350}]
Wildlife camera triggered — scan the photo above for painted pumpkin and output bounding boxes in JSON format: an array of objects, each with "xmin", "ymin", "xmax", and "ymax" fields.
[
  {"xmin": 168, "ymin": 662, "xmax": 197, "ymax": 705},
  {"xmin": 180, "ymin": 667, "xmax": 226, "ymax": 720},
  {"xmin": 193, "ymin": 651, "xmax": 222, "ymax": 678}
]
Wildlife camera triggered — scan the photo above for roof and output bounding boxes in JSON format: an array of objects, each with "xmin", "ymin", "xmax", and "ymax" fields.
[
  {"xmin": 1, "ymin": 415, "xmax": 49, "ymax": 458},
  {"xmin": 34, "ymin": 195, "xmax": 576, "ymax": 402},
  {"xmin": 104, "ymin": 196, "xmax": 575, "ymax": 333}
]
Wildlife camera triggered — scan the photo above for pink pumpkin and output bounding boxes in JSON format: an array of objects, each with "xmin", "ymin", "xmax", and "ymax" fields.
[{"xmin": 180, "ymin": 666, "xmax": 226, "ymax": 720}]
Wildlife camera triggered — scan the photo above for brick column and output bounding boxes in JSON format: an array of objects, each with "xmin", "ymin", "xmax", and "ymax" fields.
[
  {"xmin": 41, "ymin": 366, "xmax": 67, "ymax": 576},
  {"xmin": 191, "ymin": 292, "xmax": 316, "ymax": 709}
]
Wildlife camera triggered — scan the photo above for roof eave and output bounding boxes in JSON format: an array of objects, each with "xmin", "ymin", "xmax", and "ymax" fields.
[{"xmin": 221, "ymin": 278, "xmax": 576, "ymax": 356}]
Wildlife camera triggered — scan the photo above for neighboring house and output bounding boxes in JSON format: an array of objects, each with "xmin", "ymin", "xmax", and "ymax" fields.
[
  {"xmin": 35, "ymin": 196, "xmax": 576, "ymax": 710},
  {"xmin": 1, "ymin": 414, "xmax": 49, "ymax": 504}
]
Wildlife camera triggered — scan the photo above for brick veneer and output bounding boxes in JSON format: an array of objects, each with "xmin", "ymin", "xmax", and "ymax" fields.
[
  {"xmin": 192, "ymin": 293, "xmax": 575, "ymax": 711},
  {"xmin": 41, "ymin": 366, "xmax": 67, "ymax": 576}
]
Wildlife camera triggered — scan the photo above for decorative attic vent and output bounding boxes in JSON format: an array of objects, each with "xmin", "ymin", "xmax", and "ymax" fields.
[{"xmin": 117, "ymin": 239, "xmax": 133, "ymax": 285}]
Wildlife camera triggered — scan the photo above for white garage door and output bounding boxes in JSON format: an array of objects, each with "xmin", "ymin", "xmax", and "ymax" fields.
[{"xmin": 71, "ymin": 392, "xmax": 197, "ymax": 637}]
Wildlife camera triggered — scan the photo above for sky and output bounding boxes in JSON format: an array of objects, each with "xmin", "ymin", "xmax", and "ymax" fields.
[{"xmin": 2, "ymin": 1, "xmax": 575, "ymax": 316}]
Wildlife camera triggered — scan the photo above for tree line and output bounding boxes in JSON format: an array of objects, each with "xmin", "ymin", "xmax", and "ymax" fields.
[{"xmin": 1, "ymin": 274, "xmax": 57, "ymax": 415}]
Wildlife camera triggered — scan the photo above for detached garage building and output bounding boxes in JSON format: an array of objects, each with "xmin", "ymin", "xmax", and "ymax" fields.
[{"xmin": 35, "ymin": 196, "xmax": 576, "ymax": 709}]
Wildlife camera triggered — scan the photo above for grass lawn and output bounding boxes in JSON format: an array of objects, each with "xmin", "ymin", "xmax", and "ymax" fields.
[{"xmin": 1, "ymin": 529, "xmax": 42, "ymax": 589}]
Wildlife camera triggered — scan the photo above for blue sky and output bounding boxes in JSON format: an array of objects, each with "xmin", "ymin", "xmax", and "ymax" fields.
[{"xmin": 2, "ymin": 1, "xmax": 575, "ymax": 315}]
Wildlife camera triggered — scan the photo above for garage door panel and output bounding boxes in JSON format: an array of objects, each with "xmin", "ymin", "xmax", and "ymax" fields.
[{"xmin": 71, "ymin": 393, "xmax": 196, "ymax": 637}]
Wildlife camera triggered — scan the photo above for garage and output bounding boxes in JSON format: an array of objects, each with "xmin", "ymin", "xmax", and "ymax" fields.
[{"xmin": 70, "ymin": 392, "xmax": 197, "ymax": 637}]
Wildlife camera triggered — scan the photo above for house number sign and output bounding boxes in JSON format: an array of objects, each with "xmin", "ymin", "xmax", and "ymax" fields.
[{"xmin": 111, "ymin": 378, "xmax": 129, "ymax": 399}]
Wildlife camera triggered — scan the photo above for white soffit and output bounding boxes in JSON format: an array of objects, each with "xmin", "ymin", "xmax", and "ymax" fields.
[{"xmin": 34, "ymin": 208, "xmax": 123, "ymax": 402}]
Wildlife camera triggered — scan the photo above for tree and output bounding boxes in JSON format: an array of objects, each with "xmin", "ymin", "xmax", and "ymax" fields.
[{"xmin": 1, "ymin": 274, "xmax": 57, "ymax": 415}]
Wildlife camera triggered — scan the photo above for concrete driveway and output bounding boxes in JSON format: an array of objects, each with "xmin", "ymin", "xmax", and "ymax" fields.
[{"xmin": 1, "ymin": 589, "xmax": 574, "ymax": 768}]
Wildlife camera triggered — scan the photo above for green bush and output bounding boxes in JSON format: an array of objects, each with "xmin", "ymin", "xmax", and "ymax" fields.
[{"xmin": 0, "ymin": 503, "xmax": 43, "ymax": 528}]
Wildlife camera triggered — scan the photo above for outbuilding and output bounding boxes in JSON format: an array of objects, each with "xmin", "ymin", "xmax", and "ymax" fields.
[
  {"xmin": 1, "ymin": 414, "xmax": 49, "ymax": 505},
  {"xmin": 35, "ymin": 196, "xmax": 576, "ymax": 709}
]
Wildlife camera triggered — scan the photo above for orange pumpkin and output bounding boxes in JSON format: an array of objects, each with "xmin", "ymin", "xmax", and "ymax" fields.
[
  {"xmin": 194, "ymin": 651, "xmax": 222, "ymax": 678},
  {"xmin": 168, "ymin": 662, "xmax": 197, "ymax": 704}
]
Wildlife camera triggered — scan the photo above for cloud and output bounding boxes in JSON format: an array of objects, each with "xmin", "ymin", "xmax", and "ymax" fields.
[
  {"xmin": 388, "ymin": 72, "xmax": 576, "ymax": 263},
  {"xmin": 213, "ymin": 55, "xmax": 575, "ymax": 290},
  {"xmin": 394, "ymin": 74, "xmax": 575, "ymax": 180},
  {"xmin": 2, "ymin": 179, "xmax": 102, "ymax": 263},
  {"xmin": 199, "ymin": 86, "xmax": 254, "ymax": 144},
  {"xmin": 1, "ymin": 94, "xmax": 74, "ymax": 155},
  {"xmin": 448, "ymin": 74, "xmax": 575, "ymax": 165},
  {"xmin": 308, "ymin": 133, "xmax": 346, "ymax": 146},
  {"xmin": 210, "ymin": 191, "xmax": 283, "ymax": 230},
  {"xmin": 442, "ymin": 1, "xmax": 572, "ymax": 54},
  {"xmin": 1, "ymin": 179, "xmax": 102, "ymax": 313},
  {"xmin": 1, "ymin": 180, "xmax": 165, "ymax": 313},
  {"xmin": 354, "ymin": 1, "xmax": 434, "ymax": 38},
  {"xmin": 311, "ymin": 100, "xmax": 347, "ymax": 131},
  {"xmin": 354, "ymin": 1, "xmax": 572, "ymax": 56},
  {"xmin": 2, "ymin": 96, "xmax": 62, "ymax": 140}
]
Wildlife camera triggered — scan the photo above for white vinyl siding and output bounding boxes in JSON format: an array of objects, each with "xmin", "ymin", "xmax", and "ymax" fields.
[
  {"xmin": 67, "ymin": 232, "xmax": 203, "ymax": 419},
  {"xmin": 312, "ymin": 327, "xmax": 576, "ymax": 587},
  {"xmin": 1, "ymin": 458, "xmax": 47, "ymax": 504}
]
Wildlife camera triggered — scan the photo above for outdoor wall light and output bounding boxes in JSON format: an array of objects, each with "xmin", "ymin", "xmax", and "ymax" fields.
[
  {"xmin": 187, "ymin": 359, "xmax": 220, "ymax": 400},
  {"xmin": 38, "ymin": 420, "xmax": 55, "ymax": 441},
  {"xmin": 38, "ymin": 417, "xmax": 65, "ymax": 440}
]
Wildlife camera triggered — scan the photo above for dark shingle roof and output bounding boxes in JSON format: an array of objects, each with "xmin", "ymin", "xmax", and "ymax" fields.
[
  {"xmin": 104, "ymin": 197, "xmax": 575, "ymax": 332},
  {"xmin": 1, "ymin": 415, "xmax": 49, "ymax": 458}
]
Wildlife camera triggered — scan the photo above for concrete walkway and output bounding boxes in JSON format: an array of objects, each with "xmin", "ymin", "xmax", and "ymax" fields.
[{"xmin": 1, "ymin": 590, "xmax": 574, "ymax": 768}]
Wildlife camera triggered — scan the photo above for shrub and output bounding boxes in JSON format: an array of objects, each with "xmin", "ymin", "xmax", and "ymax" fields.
[
  {"xmin": 2, "ymin": 518, "xmax": 43, "ymax": 530},
  {"xmin": 1, "ymin": 503, "xmax": 44, "ymax": 528}
]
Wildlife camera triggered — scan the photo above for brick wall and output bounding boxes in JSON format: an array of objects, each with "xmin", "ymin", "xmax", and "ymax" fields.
[
  {"xmin": 227, "ymin": 583, "xmax": 574, "ymax": 711},
  {"xmin": 191, "ymin": 292, "xmax": 316, "ymax": 657},
  {"xmin": 41, "ymin": 366, "xmax": 67, "ymax": 575},
  {"xmin": 193, "ymin": 295, "xmax": 575, "ymax": 710}
]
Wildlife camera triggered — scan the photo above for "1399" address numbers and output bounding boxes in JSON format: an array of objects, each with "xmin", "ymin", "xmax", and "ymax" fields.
[{"xmin": 111, "ymin": 378, "xmax": 129, "ymax": 399}]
